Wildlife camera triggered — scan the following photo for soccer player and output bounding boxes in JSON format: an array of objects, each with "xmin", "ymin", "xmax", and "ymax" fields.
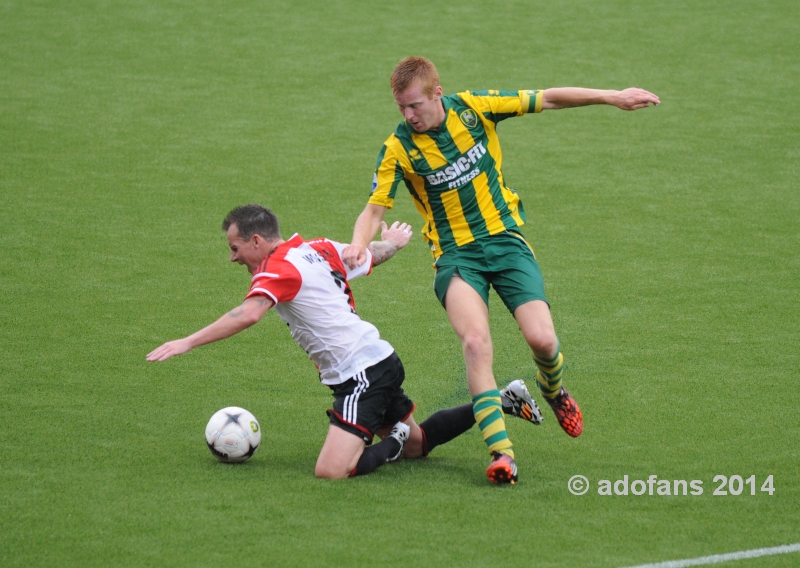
[
  {"xmin": 343, "ymin": 56, "xmax": 660, "ymax": 484},
  {"xmin": 147, "ymin": 204, "xmax": 542, "ymax": 480}
]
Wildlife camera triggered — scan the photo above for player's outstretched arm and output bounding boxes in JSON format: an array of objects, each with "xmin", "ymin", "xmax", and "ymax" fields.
[
  {"xmin": 369, "ymin": 221, "xmax": 413, "ymax": 267},
  {"xmin": 343, "ymin": 203, "xmax": 388, "ymax": 269},
  {"xmin": 541, "ymin": 87, "xmax": 660, "ymax": 111},
  {"xmin": 146, "ymin": 296, "xmax": 273, "ymax": 362}
]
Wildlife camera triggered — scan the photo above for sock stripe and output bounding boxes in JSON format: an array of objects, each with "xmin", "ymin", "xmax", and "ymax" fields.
[
  {"xmin": 473, "ymin": 398, "xmax": 500, "ymax": 414},
  {"xmin": 472, "ymin": 390, "xmax": 514, "ymax": 458},
  {"xmin": 534, "ymin": 353, "xmax": 563, "ymax": 371},
  {"xmin": 477, "ymin": 408, "xmax": 503, "ymax": 431},
  {"xmin": 534, "ymin": 355, "xmax": 558, "ymax": 367},
  {"xmin": 534, "ymin": 350, "xmax": 564, "ymax": 399},
  {"xmin": 485, "ymin": 431, "xmax": 511, "ymax": 448}
]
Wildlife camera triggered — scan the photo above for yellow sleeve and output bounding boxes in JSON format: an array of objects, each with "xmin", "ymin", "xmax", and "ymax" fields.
[
  {"xmin": 458, "ymin": 90, "xmax": 542, "ymax": 120},
  {"xmin": 367, "ymin": 137, "xmax": 407, "ymax": 209}
]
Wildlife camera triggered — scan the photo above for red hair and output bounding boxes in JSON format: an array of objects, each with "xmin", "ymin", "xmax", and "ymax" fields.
[{"xmin": 390, "ymin": 56, "xmax": 440, "ymax": 96}]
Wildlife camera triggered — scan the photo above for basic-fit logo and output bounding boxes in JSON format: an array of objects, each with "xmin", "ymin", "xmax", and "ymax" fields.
[
  {"xmin": 459, "ymin": 109, "xmax": 478, "ymax": 128},
  {"xmin": 425, "ymin": 141, "xmax": 487, "ymax": 189}
]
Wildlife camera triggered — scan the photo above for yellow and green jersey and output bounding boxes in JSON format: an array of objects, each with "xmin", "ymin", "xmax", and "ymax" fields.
[{"xmin": 368, "ymin": 89, "xmax": 543, "ymax": 258}]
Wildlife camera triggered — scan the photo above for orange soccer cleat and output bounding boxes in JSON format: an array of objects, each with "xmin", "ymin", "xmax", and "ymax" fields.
[
  {"xmin": 486, "ymin": 452, "xmax": 518, "ymax": 485},
  {"xmin": 545, "ymin": 387, "xmax": 583, "ymax": 437}
]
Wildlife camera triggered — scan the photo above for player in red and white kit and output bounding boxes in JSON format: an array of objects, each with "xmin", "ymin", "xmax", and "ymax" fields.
[{"xmin": 148, "ymin": 204, "xmax": 543, "ymax": 480}]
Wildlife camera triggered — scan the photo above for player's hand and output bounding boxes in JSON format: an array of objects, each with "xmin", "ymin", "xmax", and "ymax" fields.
[
  {"xmin": 342, "ymin": 244, "xmax": 368, "ymax": 269},
  {"xmin": 613, "ymin": 88, "xmax": 660, "ymax": 110},
  {"xmin": 146, "ymin": 338, "xmax": 192, "ymax": 362},
  {"xmin": 380, "ymin": 221, "xmax": 413, "ymax": 250}
]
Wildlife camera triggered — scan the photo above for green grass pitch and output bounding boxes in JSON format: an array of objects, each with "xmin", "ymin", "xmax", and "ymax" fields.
[{"xmin": 1, "ymin": 0, "xmax": 798, "ymax": 566}]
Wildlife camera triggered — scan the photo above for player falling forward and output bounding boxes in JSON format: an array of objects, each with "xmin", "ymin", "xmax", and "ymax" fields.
[
  {"xmin": 147, "ymin": 204, "xmax": 542, "ymax": 481},
  {"xmin": 344, "ymin": 56, "xmax": 660, "ymax": 483}
]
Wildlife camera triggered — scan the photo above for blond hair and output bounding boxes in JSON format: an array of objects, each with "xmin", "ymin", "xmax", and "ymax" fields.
[{"xmin": 390, "ymin": 56, "xmax": 440, "ymax": 96}]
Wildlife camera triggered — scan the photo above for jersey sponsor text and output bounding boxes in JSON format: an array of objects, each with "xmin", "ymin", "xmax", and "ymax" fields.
[{"xmin": 425, "ymin": 142, "xmax": 487, "ymax": 187}]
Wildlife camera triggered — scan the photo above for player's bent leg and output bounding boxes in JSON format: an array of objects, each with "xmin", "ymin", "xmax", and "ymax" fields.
[
  {"xmin": 514, "ymin": 299, "xmax": 563, "ymax": 397},
  {"xmin": 315, "ymin": 424, "xmax": 366, "ymax": 479},
  {"xmin": 514, "ymin": 300, "xmax": 583, "ymax": 437}
]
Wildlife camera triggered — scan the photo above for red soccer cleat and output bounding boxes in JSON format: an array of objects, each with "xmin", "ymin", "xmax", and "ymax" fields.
[
  {"xmin": 545, "ymin": 387, "xmax": 583, "ymax": 437},
  {"xmin": 486, "ymin": 452, "xmax": 518, "ymax": 485}
]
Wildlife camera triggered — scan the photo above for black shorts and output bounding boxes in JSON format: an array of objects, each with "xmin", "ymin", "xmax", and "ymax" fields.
[{"xmin": 326, "ymin": 352, "xmax": 415, "ymax": 444}]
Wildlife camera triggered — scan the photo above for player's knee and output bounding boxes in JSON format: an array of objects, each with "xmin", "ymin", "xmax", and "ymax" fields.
[
  {"xmin": 314, "ymin": 462, "xmax": 350, "ymax": 479},
  {"xmin": 527, "ymin": 332, "xmax": 558, "ymax": 358},
  {"xmin": 314, "ymin": 453, "xmax": 353, "ymax": 479},
  {"xmin": 530, "ymin": 335, "xmax": 558, "ymax": 357},
  {"xmin": 461, "ymin": 331, "xmax": 492, "ymax": 360}
]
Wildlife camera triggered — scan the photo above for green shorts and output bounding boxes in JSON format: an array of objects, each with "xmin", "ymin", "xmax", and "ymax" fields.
[{"xmin": 433, "ymin": 231, "xmax": 548, "ymax": 314}]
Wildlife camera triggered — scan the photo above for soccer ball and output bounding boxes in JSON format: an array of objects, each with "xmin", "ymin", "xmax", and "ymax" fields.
[{"xmin": 205, "ymin": 406, "xmax": 261, "ymax": 463}]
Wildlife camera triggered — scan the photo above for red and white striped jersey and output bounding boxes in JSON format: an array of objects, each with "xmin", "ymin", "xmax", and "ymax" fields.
[{"xmin": 245, "ymin": 234, "xmax": 394, "ymax": 385}]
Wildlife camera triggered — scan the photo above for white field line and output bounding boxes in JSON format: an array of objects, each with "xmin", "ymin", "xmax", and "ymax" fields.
[{"xmin": 622, "ymin": 543, "xmax": 800, "ymax": 568}]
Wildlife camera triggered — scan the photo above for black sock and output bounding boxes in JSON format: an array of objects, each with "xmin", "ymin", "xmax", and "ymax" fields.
[
  {"xmin": 351, "ymin": 438, "xmax": 401, "ymax": 477},
  {"xmin": 419, "ymin": 403, "xmax": 475, "ymax": 456}
]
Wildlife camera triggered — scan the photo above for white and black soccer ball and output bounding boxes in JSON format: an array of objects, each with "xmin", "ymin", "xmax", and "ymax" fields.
[{"xmin": 205, "ymin": 407, "xmax": 261, "ymax": 463}]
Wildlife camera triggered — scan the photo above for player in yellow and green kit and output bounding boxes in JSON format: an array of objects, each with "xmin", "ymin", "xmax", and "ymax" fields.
[{"xmin": 343, "ymin": 56, "xmax": 660, "ymax": 484}]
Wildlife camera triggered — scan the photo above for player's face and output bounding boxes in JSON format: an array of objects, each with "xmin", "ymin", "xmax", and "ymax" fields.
[
  {"xmin": 394, "ymin": 81, "xmax": 445, "ymax": 132},
  {"xmin": 226, "ymin": 224, "xmax": 264, "ymax": 274}
]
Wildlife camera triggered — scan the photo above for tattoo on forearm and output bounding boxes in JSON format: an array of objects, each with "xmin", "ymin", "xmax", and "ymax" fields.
[
  {"xmin": 227, "ymin": 297, "xmax": 269, "ymax": 318},
  {"xmin": 368, "ymin": 241, "xmax": 397, "ymax": 267}
]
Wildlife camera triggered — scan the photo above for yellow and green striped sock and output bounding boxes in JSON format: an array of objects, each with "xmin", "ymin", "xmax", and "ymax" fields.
[
  {"xmin": 472, "ymin": 390, "xmax": 514, "ymax": 458},
  {"xmin": 534, "ymin": 349, "xmax": 564, "ymax": 399}
]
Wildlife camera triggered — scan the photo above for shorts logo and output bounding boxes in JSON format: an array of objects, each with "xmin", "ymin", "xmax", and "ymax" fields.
[{"xmin": 459, "ymin": 109, "xmax": 478, "ymax": 128}]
